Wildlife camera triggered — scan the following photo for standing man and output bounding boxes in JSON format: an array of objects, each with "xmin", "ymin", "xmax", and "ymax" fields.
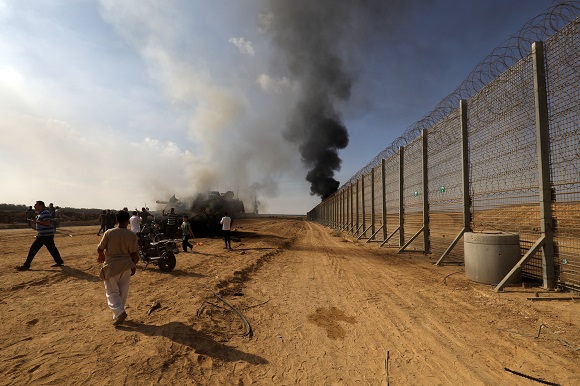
[
  {"xmin": 203, "ymin": 208, "xmax": 215, "ymax": 238},
  {"xmin": 16, "ymin": 201, "xmax": 65, "ymax": 271},
  {"xmin": 97, "ymin": 210, "xmax": 107, "ymax": 236},
  {"xmin": 48, "ymin": 203, "xmax": 56, "ymax": 217},
  {"xmin": 129, "ymin": 210, "xmax": 141, "ymax": 233},
  {"xmin": 25, "ymin": 206, "xmax": 35, "ymax": 229},
  {"xmin": 220, "ymin": 212, "xmax": 232, "ymax": 249},
  {"xmin": 48, "ymin": 203, "xmax": 57, "ymax": 230},
  {"xmin": 179, "ymin": 215, "xmax": 194, "ymax": 252},
  {"xmin": 162, "ymin": 207, "xmax": 178, "ymax": 239},
  {"xmin": 139, "ymin": 207, "xmax": 151, "ymax": 227},
  {"xmin": 97, "ymin": 210, "xmax": 139, "ymax": 326},
  {"xmin": 106, "ymin": 209, "xmax": 116, "ymax": 230},
  {"xmin": 53, "ymin": 206, "xmax": 62, "ymax": 230}
]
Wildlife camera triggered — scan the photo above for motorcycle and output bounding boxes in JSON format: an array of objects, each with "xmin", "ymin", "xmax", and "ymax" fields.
[
  {"xmin": 137, "ymin": 225, "xmax": 177, "ymax": 272},
  {"xmin": 141, "ymin": 220, "xmax": 180, "ymax": 254}
]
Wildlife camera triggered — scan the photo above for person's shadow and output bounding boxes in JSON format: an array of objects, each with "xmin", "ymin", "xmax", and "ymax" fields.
[
  {"xmin": 61, "ymin": 266, "xmax": 101, "ymax": 282},
  {"xmin": 116, "ymin": 321, "xmax": 268, "ymax": 365}
]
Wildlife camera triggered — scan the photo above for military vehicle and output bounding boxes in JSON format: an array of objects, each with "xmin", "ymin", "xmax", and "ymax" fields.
[{"xmin": 155, "ymin": 191, "xmax": 245, "ymax": 237}]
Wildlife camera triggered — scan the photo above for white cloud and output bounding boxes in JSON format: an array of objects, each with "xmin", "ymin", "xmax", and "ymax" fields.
[
  {"xmin": 0, "ymin": 111, "xmax": 193, "ymax": 209},
  {"xmin": 228, "ymin": 37, "xmax": 255, "ymax": 56}
]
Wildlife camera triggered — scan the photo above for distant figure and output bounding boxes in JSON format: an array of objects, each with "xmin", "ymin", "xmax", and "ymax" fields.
[
  {"xmin": 106, "ymin": 210, "xmax": 116, "ymax": 230},
  {"xmin": 25, "ymin": 206, "xmax": 35, "ymax": 229},
  {"xmin": 16, "ymin": 201, "xmax": 65, "ymax": 271},
  {"xmin": 220, "ymin": 212, "xmax": 232, "ymax": 249},
  {"xmin": 179, "ymin": 215, "xmax": 194, "ymax": 252},
  {"xmin": 204, "ymin": 208, "xmax": 215, "ymax": 238},
  {"xmin": 129, "ymin": 211, "xmax": 141, "ymax": 233},
  {"xmin": 139, "ymin": 207, "xmax": 151, "ymax": 226},
  {"xmin": 48, "ymin": 203, "xmax": 56, "ymax": 217},
  {"xmin": 162, "ymin": 207, "xmax": 178, "ymax": 239},
  {"xmin": 53, "ymin": 206, "xmax": 62, "ymax": 230},
  {"xmin": 97, "ymin": 210, "xmax": 139, "ymax": 326},
  {"xmin": 97, "ymin": 210, "xmax": 107, "ymax": 236}
]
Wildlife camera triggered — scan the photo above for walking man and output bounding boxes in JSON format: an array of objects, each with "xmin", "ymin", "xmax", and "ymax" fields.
[
  {"xmin": 97, "ymin": 210, "xmax": 139, "ymax": 326},
  {"xmin": 97, "ymin": 210, "xmax": 107, "ymax": 236},
  {"xmin": 220, "ymin": 212, "xmax": 232, "ymax": 249},
  {"xmin": 179, "ymin": 215, "xmax": 194, "ymax": 252},
  {"xmin": 17, "ymin": 201, "xmax": 65, "ymax": 271}
]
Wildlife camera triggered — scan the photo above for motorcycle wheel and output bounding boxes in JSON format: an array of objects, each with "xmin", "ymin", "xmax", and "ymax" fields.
[{"xmin": 158, "ymin": 251, "xmax": 176, "ymax": 272}]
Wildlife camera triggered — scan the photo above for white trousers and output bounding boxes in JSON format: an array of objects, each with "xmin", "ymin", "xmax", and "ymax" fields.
[{"xmin": 103, "ymin": 269, "xmax": 131, "ymax": 319}]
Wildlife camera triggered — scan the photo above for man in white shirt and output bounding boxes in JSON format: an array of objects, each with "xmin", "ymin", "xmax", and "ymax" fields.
[
  {"xmin": 220, "ymin": 212, "xmax": 232, "ymax": 249},
  {"xmin": 129, "ymin": 211, "xmax": 141, "ymax": 233}
]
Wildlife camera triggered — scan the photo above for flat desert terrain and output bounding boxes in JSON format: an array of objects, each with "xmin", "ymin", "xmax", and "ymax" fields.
[{"xmin": 0, "ymin": 218, "xmax": 578, "ymax": 385}]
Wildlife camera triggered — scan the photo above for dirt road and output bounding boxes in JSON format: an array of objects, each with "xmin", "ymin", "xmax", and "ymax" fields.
[{"xmin": 0, "ymin": 218, "xmax": 578, "ymax": 385}]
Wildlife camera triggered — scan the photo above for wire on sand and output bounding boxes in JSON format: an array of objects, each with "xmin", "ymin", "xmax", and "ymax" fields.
[{"xmin": 197, "ymin": 290, "xmax": 253, "ymax": 338}]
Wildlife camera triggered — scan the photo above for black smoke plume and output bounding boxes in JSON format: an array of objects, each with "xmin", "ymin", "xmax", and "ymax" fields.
[{"xmin": 262, "ymin": 1, "xmax": 386, "ymax": 200}]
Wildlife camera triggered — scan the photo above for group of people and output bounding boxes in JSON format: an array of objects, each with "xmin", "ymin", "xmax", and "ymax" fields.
[
  {"xmin": 98, "ymin": 207, "xmax": 153, "ymax": 236},
  {"xmin": 162, "ymin": 207, "xmax": 232, "ymax": 253},
  {"xmin": 16, "ymin": 201, "xmax": 234, "ymax": 327}
]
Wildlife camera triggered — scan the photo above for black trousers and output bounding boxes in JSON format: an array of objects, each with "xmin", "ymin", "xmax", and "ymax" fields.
[
  {"xmin": 182, "ymin": 236, "xmax": 194, "ymax": 251},
  {"xmin": 24, "ymin": 236, "xmax": 64, "ymax": 267},
  {"xmin": 223, "ymin": 230, "xmax": 231, "ymax": 247},
  {"xmin": 166, "ymin": 224, "xmax": 177, "ymax": 239}
]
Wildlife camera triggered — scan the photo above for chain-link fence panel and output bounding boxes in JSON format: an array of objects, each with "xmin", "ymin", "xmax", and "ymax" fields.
[
  {"xmin": 402, "ymin": 136, "xmax": 424, "ymax": 252},
  {"xmin": 384, "ymin": 152, "xmax": 400, "ymax": 247},
  {"xmin": 427, "ymin": 110, "xmax": 465, "ymax": 262},
  {"xmin": 362, "ymin": 171, "xmax": 373, "ymax": 238},
  {"xmin": 467, "ymin": 54, "xmax": 544, "ymax": 280},
  {"xmin": 546, "ymin": 20, "xmax": 580, "ymax": 291},
  {"xmin": 372, "ymin": 165, "xmax": 384, "ymax": 242}
]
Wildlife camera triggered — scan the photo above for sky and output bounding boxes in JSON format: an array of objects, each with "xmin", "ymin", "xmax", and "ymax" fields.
[{"xmin": 0, "ymin": 0, "xmax": 555, "ymax": 214}]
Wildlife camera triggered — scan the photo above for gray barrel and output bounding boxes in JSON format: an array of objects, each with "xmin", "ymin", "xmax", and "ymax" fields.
[{"xmin": 464, "ymin": 231, "xmax": 521, "ymax": 285}]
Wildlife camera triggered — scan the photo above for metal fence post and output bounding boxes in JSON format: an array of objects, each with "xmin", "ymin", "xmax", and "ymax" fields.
[
  {"xmin": 399, "ymin": 147, "xmax": 405, "ymax": 247},
  {"xmin": 533, "ymin": 41, "xmax": 556, "ymax": 289},
  {"xmin": 361, "ymin": 174, "xmax": 366, "ymax": 237},
  {"xmin": 461, "ymin": 99, "xmax": 471, "ymax": 231},
  {"xmin": 371, "ymin": 170, "xmax": 375, "ymax": 238},
  {"xmin": 422, "ymin": 129, "xmax": 430, "ymax": 254},
  {"xmin": 356, "ymin": 180, "xmax": 359, "ymax": 235},
  {"xmin": 381, "ymin": 159, "xmax": 387, "ymax": 241}
]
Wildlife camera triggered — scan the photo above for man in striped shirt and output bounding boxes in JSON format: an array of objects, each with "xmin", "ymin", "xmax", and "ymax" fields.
[
  {"xmin": 16, "ymin": 201, "xmax": 65, "ymax": 271},
  {"xmin": 162, "ymin": 207, "xmax": 179, "ymax": 239}
]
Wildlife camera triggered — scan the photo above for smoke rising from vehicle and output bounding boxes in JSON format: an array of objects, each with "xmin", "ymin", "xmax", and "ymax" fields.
[{"xmin": 261, "ymin": 0, "xmax": 387, "ymax": 199}]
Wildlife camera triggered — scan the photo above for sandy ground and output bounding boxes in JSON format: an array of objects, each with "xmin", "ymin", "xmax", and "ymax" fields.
[{"xmin": 0, "ymin": 218, "xmax": 578, "ymax": 385}]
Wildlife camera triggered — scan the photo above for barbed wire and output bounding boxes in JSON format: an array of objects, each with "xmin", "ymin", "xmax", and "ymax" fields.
[{"xmin": 339, "ymin": 0, "xmax": 580, "ymax": 193}]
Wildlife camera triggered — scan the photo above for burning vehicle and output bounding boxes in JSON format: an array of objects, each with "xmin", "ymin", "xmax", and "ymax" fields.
[{"xmin": 155, "ymin": 191, "xmax": 244, "ymax": 237}]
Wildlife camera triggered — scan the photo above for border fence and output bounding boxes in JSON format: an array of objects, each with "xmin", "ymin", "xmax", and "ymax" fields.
[{"xmin": 307, "ymin": 2, "xmax": 580, "ymax": 293}]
